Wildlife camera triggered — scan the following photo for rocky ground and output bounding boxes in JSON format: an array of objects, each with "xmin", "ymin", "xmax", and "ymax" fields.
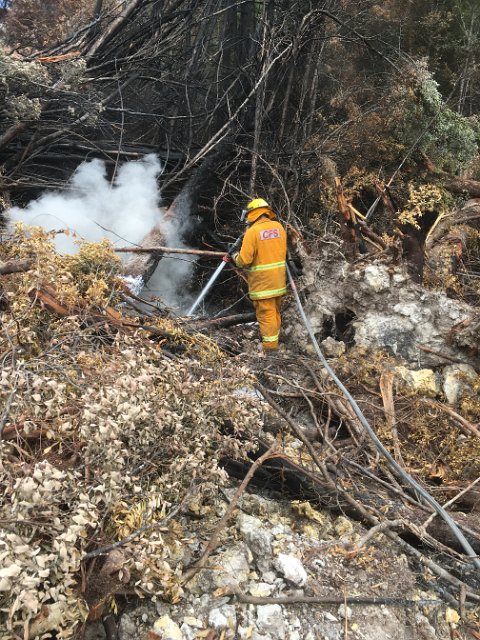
[{"xmin": 84, "ymin": 489, "xmax": 463, "ymax": 640}]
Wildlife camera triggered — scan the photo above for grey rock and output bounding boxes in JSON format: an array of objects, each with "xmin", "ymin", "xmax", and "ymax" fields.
[
  {"xmin": 314, "ymin": 622, "xmax": 342, "ymax": 640},
  {"xmin": 323, "ymin": 612, "xmax": 338, "ymax": 623},
  {"xmin": 208, "ymin": 604, "xmax": 236, "ymax": 630},
  {"xmin": 320, "ymin": 336, "xmax": 346, "ymax": 358},
  {"xmin": 337, "ymin": 604, "xmax": 352, "ymax": 620},
  {"xmin": 118, "ymin": 613, "xmax": 138, "ymax": 640},
  {"xmin": 84, "ymin": 623, "xmax": 106, "ymax": 640},
  {"xmin": 414, "ymin": 613, "xmax": 438, "ymax": 640},
  {"xmin": 180, "ymin": 624, "xmax": 196, "ymax": 640},
  {"xmin": 256, "ymin": 604, "xmax": 285, "ymax": 639},
  {"xmin": 273, "ymin": 553, "xmax": 307, "ymax": 587},
  {"xmin": 238, "ymin": 513, "xmax": 273, "ymax": 566},
  {"xmin": 193, "ymin": 544, "xmax": 250, "ymax": 593},
  {"xmin": 261, "ymin": 570, "xmax": 277, "ymax": 583}
]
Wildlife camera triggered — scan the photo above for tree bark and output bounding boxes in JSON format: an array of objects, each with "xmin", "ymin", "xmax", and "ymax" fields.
[{"xmin": 443, "ymin": 176, "xmax": 480, "ymax": 198}]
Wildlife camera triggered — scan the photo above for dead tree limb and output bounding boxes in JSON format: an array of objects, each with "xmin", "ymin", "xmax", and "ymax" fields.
[
  {"xmin": 116, "ymin": 247, "xmax": 225, "ymax": 257},
  {"xmin": 182, "ymin": 312, "xmax": 256, "ymax": 329},
  {"xmin": 224, "ymin": 586, "xmax": 440, "ymax": 607},
  {"xmin": 443, "ymin": 176, "xmax": 480, "ymax": 198},
  {"xmin": 0, "ymin": 259, "xmax": 33, "ymax": 275}
]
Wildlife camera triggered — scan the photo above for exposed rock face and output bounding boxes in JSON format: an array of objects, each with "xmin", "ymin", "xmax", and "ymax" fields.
[{"xmin": 284, "ymin": 242, "xmax": 478, "ymax": 368}]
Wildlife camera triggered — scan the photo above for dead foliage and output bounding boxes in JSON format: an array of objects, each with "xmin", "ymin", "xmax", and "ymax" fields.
[{"xmin": 0, "ymin": 226, "xmax": 263, "ymax": 638}]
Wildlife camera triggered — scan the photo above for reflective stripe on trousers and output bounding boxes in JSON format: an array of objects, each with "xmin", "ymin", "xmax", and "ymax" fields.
[
  {"xmin": 253, "ymin": 297, "xmax": 282, "ymax": 351},
  {"xmin": 249, "ymin": 286, "xmax": 287, "ymax": 299}
]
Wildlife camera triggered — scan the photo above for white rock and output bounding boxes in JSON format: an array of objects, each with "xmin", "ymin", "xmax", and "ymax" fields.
[
  {"xmin": 182, "ymin": 617, "xmax": 202, "ymax": 628},
  {"xmin": 260, "ymin": 570, "xmax": 277, "ymax": 585},
  {"xmin": 290, "ymin": 617, "xmax": 301, "ymax": 629},
  {"xmin": 248, "ymin": 582, "xmax": 274, "ymax": 597},
  {"xmin": 442, "ymin": 364, "xmax": 477, "ymax": 405},
  {"xmin": 152, "ymin": 615, "xmax": 182, "ymax": 640},
  {"xmin": 337, "ymin": 604, "xmax": 352, "ymax": 620},
  {"xmin": 273, "ymin": 553, "xmax": 307, "ymax": 587},
  {"xmin": 256, "ymin": 604, "xmax": 285, "ymax": 639},
  {"xmin": 364, "ymin": 264, "xmax": 391, "ymax": 292},
  {"xmin": 324, "ymin": 612, "xmax": 338, "ymax": 622},
  {"xmin": 208, "ymin": 605, "xmax": 236, "ymax": 630}
]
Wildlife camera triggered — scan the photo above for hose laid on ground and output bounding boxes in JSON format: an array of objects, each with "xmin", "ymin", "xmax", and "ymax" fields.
[{"xmin": 287, "ymin": 265, "xmax": 480, "ymax": 571}]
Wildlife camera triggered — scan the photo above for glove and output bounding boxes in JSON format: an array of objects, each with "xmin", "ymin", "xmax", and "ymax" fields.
[{"xmin": 222, "ymin": 254, "xmax": 231, "ymax": 263}]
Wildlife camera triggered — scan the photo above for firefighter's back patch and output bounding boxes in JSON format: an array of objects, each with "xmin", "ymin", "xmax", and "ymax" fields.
[{"xmin": 259, "ymin": 228, "xmax": 280, "ymax": 240}]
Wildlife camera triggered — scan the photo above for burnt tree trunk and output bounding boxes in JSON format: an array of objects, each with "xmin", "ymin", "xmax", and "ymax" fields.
[{"xmin": 124, "ymin": 144, "xmax": 230, "ymax": 286}]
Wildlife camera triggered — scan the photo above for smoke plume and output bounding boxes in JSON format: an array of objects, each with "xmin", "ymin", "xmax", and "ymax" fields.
[{"xmin": 8, "ymin": 155, "xmax": 196, "ymax": 310}]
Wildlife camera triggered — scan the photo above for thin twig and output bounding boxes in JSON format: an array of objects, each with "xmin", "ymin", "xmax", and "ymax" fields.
[{"xmin": 224, "ymin": 585, "xmax": 441, "ymax": 607}]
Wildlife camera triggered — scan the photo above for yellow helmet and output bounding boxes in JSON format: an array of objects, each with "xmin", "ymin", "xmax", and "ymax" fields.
[{"xmin": 246, "ymin": 198, "xmax": 271, "ymax": 213}]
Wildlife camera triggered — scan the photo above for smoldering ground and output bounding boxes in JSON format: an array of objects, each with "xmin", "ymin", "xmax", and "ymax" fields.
[{"xmin": 8, "ymin": 155, "xmax": 197, "ymax": 311}]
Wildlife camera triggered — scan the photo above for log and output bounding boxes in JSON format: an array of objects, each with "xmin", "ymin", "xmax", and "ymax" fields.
[
  {"xmin": 443, "ymin": 176, "xmax": 480, "ymax": 198},
  {"xmin": 122, "ymin": 224, "xmax": 167, "ymax": 283},
  {"xmin": 426, "ymin": 200, "xmax": 480, "ymax": 246},
  {"xmin": 0, "ymin": 121, "xmax": 32, "ymax": 152},
  {"xmin": 0, "ymin": 259, "xmax": 33, "ymax": 275},
  {"xmin": 334, "ymin": 176, "xmax": 367, "ymax": 253}
]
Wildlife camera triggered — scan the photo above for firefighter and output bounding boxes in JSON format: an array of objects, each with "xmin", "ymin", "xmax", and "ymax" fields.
[{"xmin": 225, "ymin": 198, "xmax": 287, "ymax": 354}]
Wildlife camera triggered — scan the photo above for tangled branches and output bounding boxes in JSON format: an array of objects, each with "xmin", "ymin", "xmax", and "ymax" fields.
[{"xmin": 0, "ymin": 227, "xmax": 262, "ymax": 638}]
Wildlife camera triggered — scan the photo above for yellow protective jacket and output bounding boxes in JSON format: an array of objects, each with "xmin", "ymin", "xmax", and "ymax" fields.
[{"xmin": 234, "ymin": 209, "xmax": 287, "ymax": 300}]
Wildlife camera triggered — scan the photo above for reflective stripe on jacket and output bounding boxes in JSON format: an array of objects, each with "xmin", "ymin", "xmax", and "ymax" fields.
[{"xmin": 234, "ymin": 214, "xmax": 287, "ymax": 300}]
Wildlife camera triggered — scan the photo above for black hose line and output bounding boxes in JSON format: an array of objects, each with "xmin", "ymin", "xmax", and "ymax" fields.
[{"xmin": 287, "ymin": 265, "xmax": 480, "ymax": 572}]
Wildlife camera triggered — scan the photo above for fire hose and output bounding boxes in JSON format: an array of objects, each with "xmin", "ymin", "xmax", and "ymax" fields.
[
  {"xmin": 187, "ymin": 238, "xmax": 480, "ymax": 569},
  {"xmin": 187, "ymin": 234, "xmax": 243, "ymax": 316},
  {"xmin": 286, "ymin": 264, "xmax": 480, "ymax": 571}
]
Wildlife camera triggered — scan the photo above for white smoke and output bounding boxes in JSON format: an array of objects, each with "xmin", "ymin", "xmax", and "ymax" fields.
[{"xmin": 8, "ymin": 154, "xmax": 196, "ymax": 310}]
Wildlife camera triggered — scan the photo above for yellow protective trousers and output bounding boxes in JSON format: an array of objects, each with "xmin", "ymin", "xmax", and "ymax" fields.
[{"xmin": 253, "ymin": 297, "xmax": 282, "ymax": 351}]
